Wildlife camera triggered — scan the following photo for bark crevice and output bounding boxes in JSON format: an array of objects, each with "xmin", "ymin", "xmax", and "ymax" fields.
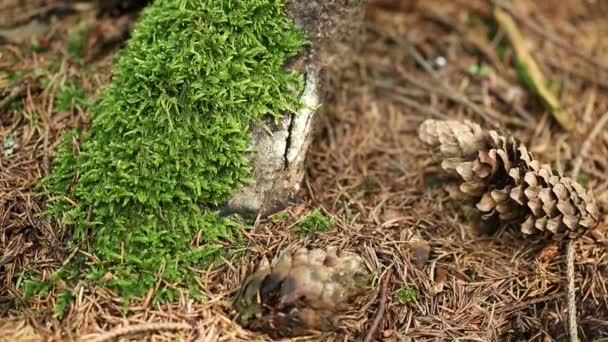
[{"xmin": 221, "ymin": 0, "xmax": 367, "ymax": 219}]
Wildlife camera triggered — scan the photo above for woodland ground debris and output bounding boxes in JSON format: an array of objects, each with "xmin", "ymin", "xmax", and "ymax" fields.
[
  {"xmin": 294, "ymin": 208, "xmax": 336, "ymax": 236},
  {"xmin": 2, "ymin": 0, "xmax": 608, "ymax": 341}
]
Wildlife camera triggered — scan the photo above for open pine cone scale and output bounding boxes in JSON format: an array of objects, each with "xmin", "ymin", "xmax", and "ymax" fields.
[
  {"xmin": 418, "ymin": 119, "xmax": 600, "ymax": 239},
  {"xmin": 233, "ymin": 247, "xmax": 369, "ymax": 338}
]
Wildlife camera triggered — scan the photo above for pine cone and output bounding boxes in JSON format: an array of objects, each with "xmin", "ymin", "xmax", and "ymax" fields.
[
  {"xmin": 233, "ymin": 247, "xmax": 369, "ymax": 338},
  {"xmin": 418, "ymin": 119, "xmax": 600, "ymax": 239}
]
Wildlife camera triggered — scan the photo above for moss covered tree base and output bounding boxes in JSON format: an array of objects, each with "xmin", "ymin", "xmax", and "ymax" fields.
[
  {"xmin": 38, "ymin": 0, "xmax": 367, "ymax": 302},
  {"xmin": 222, "ymin": 0, "xmax": 368, "ymax": 218},
  {"xmin": 40, "ymin": 0, "xmax": 307, "ymax": 301}
]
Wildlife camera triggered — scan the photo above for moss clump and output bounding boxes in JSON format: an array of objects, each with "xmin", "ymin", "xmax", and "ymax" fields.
[
  {"xmin": 394, "ymin": 286, "xmax": 418, "ymax": 304},
  {"xmin": 39, "ymin": 0, "xmax": 306, "ymax": 302},
  {"xmin": 294, "ymin": 209, "xmax": 335, "ymax": 236}
]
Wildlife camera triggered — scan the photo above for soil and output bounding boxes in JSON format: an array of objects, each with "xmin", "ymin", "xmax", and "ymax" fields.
[{"xmin": 1, "ymin": 0, "xmax": 608, "ymax": 341}]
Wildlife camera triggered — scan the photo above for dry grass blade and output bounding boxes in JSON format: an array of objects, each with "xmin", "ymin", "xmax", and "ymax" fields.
[
  {"xmin": 493, "ymin": 7, "xmax": 575, "ymax": 131},
  {"xmin": 571, "ymin": 112, "xmax": 608, "ymax": 179}
]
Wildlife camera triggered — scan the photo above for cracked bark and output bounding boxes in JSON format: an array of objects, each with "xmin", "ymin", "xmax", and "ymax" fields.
[
  {"xmin": 283, "ymin": 112, "xmax": 295, "ymax": 171},
  {"xmin": 220, "ymin": 0, "xmax": 368, "ymax": 219}
]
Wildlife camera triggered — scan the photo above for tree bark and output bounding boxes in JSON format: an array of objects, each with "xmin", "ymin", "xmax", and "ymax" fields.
[{"xmin": 221, "ymin": 0, "xmax": 368, "ymax": 219}]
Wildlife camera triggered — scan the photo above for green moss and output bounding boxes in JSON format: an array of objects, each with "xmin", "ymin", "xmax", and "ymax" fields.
[
  {"xmin": 55, "ymin": 78, "xmax": 89, "ymax": 112},
  {"xmin": 53, "ymin": 290, "xmax": 74, "ymax": 319},
  {"xmin": 394, "ymin": 286, "xmax": 418, "ymax": 304},
  {"xmin": 39, "ymin": 0, "xmax": 306, "ymax": 302},
  {"xmin": 271, "ymin": 212, "xmax": 290, "ymax": 222},
  {"xmin": 294, "ymin": 209, "xmax": 335, "ymax": 236},
  {"xmin": 66, "ymin": 23, "xmax": 90, "ymax": 61},
  {"xmin": 21, "ymin": 276, "xmax": 53, "ymax": 299},
  {"xmin": 6, "ymin": 99, "xmax": 23, "ymax": 113},
  {"xmin": 577, "ymin": 174, "xmax": 590, "ymax": 188}
]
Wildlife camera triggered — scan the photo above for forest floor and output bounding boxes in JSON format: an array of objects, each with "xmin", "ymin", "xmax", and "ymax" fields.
[{"xmin": 2, "ymin": 0, "xmax": 608, "ymax": 341}]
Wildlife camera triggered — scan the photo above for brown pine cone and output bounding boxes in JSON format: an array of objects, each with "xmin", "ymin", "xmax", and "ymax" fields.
[
  {"xmin": 233, "ymin": 247, "xmax": 369, "ymax": 338},
  {"xmin": 418, "ymin": 119, "xmax": 600, "ymax": 239}
]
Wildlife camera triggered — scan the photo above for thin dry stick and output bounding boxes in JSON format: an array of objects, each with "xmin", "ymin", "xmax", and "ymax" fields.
[
  {"xmin": 541, "ymin": 55, "xmax": 608, "ymax": 90},
  {"xmin": 421, "ymin": 6, "xmax": 514, "ymax": 79},
  {"xmin": 402, "ymin": 41, "xmax": 500, "ymax": 129},
  {"xmin": 363, "ymin": 270, "xmax": 392, "ymax": 342},
  {"xmin": 494, "ymin": 0, "xmax": 608, "ymax": 74},
  {"xmin": 493, "ymin": 6, "xmax": 575, "ymax": 131},
  {"xmin": 84, "ymin": 322, "xmax": 193, "ymax": 342},
  {"xmin": 373, "ymin": 82, "xmax": 449, "ymax": 120},
  {"xmin": 367, "ymin": 25, "xmax": 500, "ymax": 128},
  {"xmin": 566, "ymin": 113, "xmax": 608, "ymax": 342},
  {"xmin": 566, "ymin": 240, "xmax": 577, "ymax": 342},
  {"xmin": 571, "ymin": 112, "xmax": 608, "ymax": 179},
  {"xmin": 367, "ymin": 29, "xmax": 528, "ymax": 128}
]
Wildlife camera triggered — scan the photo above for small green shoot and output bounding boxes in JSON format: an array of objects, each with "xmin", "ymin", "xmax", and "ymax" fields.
[
  {"xmin": 370, "ymin": 271, "xmax": 381, "ymax": 289},
  {"xmin": 294, "ymin": 209, "xmax": 335, "ymax": 235},
  {"xmin": 345, "ymin": 207, "xmax": 358, "ymax": 223},
  {"xmin": 53, "ymin": 290, "xmax": 74, "ymax": 319},
  {"xmin": 22, "ymin": 277, "xmax": 53, "ymax": 299},
  {"xmin": 577, "ymin": 174, "xmax": 590, "ymax": 188},
  {"xmin": 394, "ymin": 286, "xmax": 418, "ymax": 304},
  {"xmin": 468, "ymin": 63, "xmax": 491, "ymax": 77},
  {"xmin": 272, "ymin": 212, "xmax": 290, "ymax": 223},
  {"xmin": 6, "ymin": 99, "xmax": 22, "ymax": 113},
  {"xmin": 66, "ymin": 24, "xmax": 90, "ymax": 61}
]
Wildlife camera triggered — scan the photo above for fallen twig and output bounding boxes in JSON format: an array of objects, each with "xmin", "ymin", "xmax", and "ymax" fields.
[
  {"xmin": 571, "ymin": 112, "xmax": 608, "ymax": 179},
  {"xmin": 494, "ymin": 0, "xmax": 608, "ymax": 74},
  {"xmin": 368, "ymin": 26, "xmax": 530, "ymax": 128},
  {"xmin": 493, "ymin": 7, "xmax": 575, "ymax": 131},
  {"xmin": 487, "ymin": 84, "xmax": 534, "ymax": 122},
  {"xmin": 363, "ymin": 270, "xmax": 392, "ymax": 342},
  {"xmin": 495, "ymin": 293, "xmax": 564, "ymax": 314},
  {"xmin": 422, "ymin": 6, "xmax": 513, "ymax": 79},
  {"xmin": 84, "ymin": 322, "xmax": 193, "ymax": 342},
  {"xmin": 403, "ymin": 40, "xmax": 500, "ymax": 129},
  {"xmin": 373, "ymin": 81, "xmax": 450, "ymax": 120},
  {"xmin": 394, "ymin": 64, "xmax": 527, "ymax": 128},
  {"xmin": 566, "ymin": 240, "xmax": 578, "ymax": 342},
  {"xmin": 541, "ymin": 55, "xmax": 608, "ymax": 91}
]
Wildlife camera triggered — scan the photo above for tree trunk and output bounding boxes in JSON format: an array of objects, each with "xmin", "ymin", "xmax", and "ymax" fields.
[{"xmin": 220, "ymin": 0, "xmax": 368, "ymax": 219}]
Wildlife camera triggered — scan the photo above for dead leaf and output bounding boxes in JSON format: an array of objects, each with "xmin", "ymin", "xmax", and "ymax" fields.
[
  {"xmin": 101, "ymin": 271, "xmax": 113, "ymax": 282},
  {"xmin": 410, "ymin": 237, "xmax": 431, "ymax": 269},
  {"xmin": 537, "ymin": 243, "xmax": 559, "ymax": 262},
  {"xmin": 431, "ymin": 267, "xmax": 447, "ymax": 295}
]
